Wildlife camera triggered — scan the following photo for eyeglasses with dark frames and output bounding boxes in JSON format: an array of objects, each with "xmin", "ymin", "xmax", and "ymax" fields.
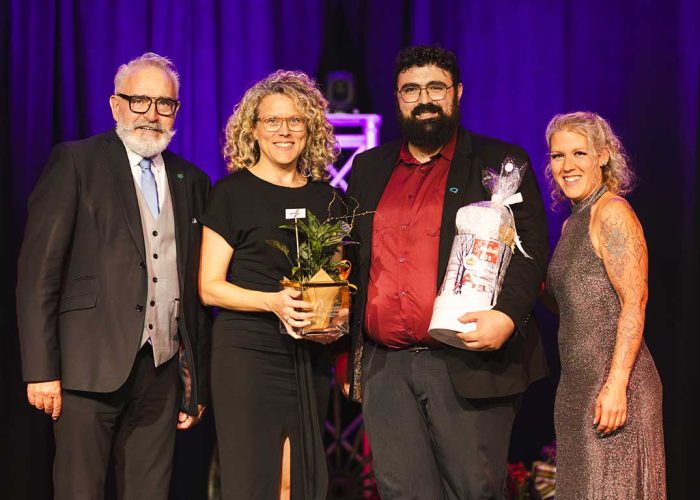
[
  {"xmin": 397, "ymin": 83, "xmax": 454, "ymax": 103},
  {"xmin": 117, "ymin": 93, "xmax": 180, "ymax": 117},
  {"xmin": 257, "ymin": 116, "xmax": 307, "ymax": 133}
]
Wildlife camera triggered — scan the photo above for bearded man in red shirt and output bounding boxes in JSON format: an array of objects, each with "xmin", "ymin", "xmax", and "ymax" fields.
[{"xmin": 345, "ymin": 45, "xmax": 549, "ymax": 499}]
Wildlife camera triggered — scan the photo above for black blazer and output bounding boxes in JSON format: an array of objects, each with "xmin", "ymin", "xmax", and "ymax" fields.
[
  {"xmin": 347, "ymin": 127, "xmax": 549, "ymax": 401},
  {"xmin": 16, "ymin": 129, "xmax": 212, "ymax": 414}
]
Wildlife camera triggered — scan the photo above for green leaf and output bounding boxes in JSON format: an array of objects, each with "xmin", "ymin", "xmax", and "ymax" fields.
[
  {"xmin": 268, "ymin": 205, "xmax": 364, "ymax": 283},
  {"xmin": 265, "ymin": 239, "xmax": 290, "ymax": 257}
]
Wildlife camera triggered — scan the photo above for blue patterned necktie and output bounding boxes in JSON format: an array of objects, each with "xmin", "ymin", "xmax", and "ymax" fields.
[{"xmin": 139, "ymin": 158, "xmax": 159, "ymax": 218}]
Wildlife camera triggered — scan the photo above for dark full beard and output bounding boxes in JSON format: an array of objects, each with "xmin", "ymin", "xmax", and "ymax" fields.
[{"xmin": 397, "ymin": 97, "xmax": 460, "ymax": 151}]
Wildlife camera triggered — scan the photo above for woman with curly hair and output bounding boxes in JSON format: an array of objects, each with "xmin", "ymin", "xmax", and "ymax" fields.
[
  {"xmin": 198, "ymin": 70, "xmax": 343, "ymax": 499},
  {"xmin": 544, "ymin": 112, "xmax": 666, "ymax": 498}
]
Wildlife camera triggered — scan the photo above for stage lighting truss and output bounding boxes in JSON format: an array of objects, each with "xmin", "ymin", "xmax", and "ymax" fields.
[
  {"xmin": 326, "ymin": 113, "xmax": 383, "ymax": 192},
  {"xmin": 324, "ymin": 376, "xmax": 378, "ymax": 499}
]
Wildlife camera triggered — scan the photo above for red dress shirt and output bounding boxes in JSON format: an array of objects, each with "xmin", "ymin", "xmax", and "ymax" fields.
[{"xmin": 364, "ymin": 132, "xmax": 456, "ymax": 348}]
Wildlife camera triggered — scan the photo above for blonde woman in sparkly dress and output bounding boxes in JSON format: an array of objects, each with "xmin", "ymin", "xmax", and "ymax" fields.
[{"xmin": 544, "ymin": 112, "xmax": 665, "ymax": 499}]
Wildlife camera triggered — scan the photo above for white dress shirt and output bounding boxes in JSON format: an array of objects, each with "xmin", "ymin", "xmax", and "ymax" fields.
[{"xmin": 124, "ymin": 146, "xmax": 167, "ymax": 209}]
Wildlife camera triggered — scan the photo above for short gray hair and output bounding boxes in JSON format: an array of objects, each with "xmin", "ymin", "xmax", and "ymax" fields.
[{"xmin": 114, "ymin": 52, "xmax": 180, "ymax": 97}]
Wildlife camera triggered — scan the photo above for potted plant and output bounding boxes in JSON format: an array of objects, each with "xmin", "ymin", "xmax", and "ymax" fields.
[{"xmin": 267, "ymin": 206, "xmax": 357, "ymax": 336}]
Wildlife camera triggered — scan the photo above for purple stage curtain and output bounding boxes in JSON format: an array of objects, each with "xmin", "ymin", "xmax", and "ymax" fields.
[
  {"xmin": 2, "ymin": 1, "xmax": 699, "ymax": 499},
  {"xmin": 7, "ymin": 0, "xmax": 326, "ymax": 199}
]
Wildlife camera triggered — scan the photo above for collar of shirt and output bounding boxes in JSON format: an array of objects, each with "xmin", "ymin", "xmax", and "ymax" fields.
[
  {"xmin": 123, "ymin": 144, "xmax": 167, "ymax": 207},
  {"xmin": 123, "ymin": 146, "xmax": 165, "ymax": 175},
  {"xmin": 396, "ymin": 129, "xmax": 458, "ymax": 168}
]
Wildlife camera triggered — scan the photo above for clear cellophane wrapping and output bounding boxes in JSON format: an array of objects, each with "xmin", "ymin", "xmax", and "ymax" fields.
[{"xmin": 429, "ymin": 158, "xmax": 527, "ymax": 349}]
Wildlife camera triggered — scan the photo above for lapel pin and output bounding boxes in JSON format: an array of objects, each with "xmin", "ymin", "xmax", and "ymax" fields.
[
  {"xmin": 449, "ymin": 187, "xmax": 459, "ymax": 194},
  {"xmin": 177, "ymin": 173, "xmax": 184, "ymax": 180}
]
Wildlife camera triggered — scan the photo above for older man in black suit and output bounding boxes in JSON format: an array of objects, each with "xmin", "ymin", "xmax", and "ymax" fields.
[
  {"xmin": 16, "ymin": 52, "xmax": 211, "ymax": 499},
  {"xmin": 346, "ymin": 45, "xmax": 549, "ymax": 499}
]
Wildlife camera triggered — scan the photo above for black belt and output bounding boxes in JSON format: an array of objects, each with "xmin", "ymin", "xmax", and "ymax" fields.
[
  {"xmin": 406, "ymin": 345, "xmax": 441, "ymax": 353},
  {"xmin": 367, "ymin": 339, "xmax": 442, "ymax": 353}
]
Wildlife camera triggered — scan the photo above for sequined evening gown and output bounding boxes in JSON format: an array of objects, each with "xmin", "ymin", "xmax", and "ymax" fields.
[{"xmin": 546, "ymin": 187, "xmax": 666, "ymax": 499}]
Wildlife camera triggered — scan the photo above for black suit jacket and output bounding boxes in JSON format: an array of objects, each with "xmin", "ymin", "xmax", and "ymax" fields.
[
  {"xmin": 347, "ymin": 127, "xmax": 549, "ymax": 401},
  {"xmin": 16, "ymin": 129, "xmax": 212, "ymax": 414}
]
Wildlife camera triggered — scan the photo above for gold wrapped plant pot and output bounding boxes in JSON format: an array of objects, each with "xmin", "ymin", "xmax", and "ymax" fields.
[{"xmin": 280, "ymin": 269, "xmax": 351, "ymax": 336}]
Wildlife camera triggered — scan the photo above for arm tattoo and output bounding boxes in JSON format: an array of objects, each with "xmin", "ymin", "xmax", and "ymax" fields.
[
  {"xmin": 598, "ymin": 199, "xmax": 648, "ymax": 382},
  {"xmin": 600, "ymin": 213, "xmax": 627, "ymax": 279}
]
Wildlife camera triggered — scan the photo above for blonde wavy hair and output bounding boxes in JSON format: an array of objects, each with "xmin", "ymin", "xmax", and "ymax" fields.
[
  {"xmin": 223, "ymin": 70, "xmax": 338, "ymax": 180},
  {"xmin": 545, "ymin": 111, "xmax": 635, "ymax": 204}
]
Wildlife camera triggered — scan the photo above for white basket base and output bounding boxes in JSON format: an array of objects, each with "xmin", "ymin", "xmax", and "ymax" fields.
[
  {"xmin": 429, "ymin": 327, "xmax": 476, "ymax": 349},
  {"xmin": 428, "ymin": 294, "xmax": 493, "ymax": 349}
]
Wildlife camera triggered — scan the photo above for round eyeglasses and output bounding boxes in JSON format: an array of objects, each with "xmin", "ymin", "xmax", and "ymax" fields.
[
  {"xmin": 258, "ymin": 116, "xmax": 306, "ymax": 133},
  {"xmin": 397, "ymin": 83, "xmax": 454, "ymax": 103},
  {"xmin": 117, "ymin": 93, "xmax": 179, "ymax": 117}
]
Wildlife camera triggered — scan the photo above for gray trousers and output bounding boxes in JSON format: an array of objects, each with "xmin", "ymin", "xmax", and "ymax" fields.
[{"xmin": 361, "ymin": 342, "xmax": 519, "ymax": 500}]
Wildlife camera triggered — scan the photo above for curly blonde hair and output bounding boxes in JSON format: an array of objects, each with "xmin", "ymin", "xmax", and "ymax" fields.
[
  {"xmin": 223, "ymin": 70, "xmax": 338, "ymax": 181},
  {"xmin": 544, "ymin": 111, "xmax": 635, "ymax": 204}
]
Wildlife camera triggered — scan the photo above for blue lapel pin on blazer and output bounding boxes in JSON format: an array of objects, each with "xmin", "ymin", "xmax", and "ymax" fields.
[
  {"xmin": 449, "ymin": 187, "xmax": 459, "ymax": 194},
  {"xmin": 177, "ymin": 173, "xmax": 184, "ymax": 180}
]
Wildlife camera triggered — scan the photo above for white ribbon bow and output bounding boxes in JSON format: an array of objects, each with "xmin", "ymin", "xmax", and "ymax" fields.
[{"xmin": 493, "ymin": 192, "xmax": 532, "ymax": 259}]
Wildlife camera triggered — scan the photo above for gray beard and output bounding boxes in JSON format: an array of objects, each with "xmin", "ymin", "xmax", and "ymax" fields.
[{"xmin": 116, "ymin": 121, "xmax": 176, "ymax": 158}]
